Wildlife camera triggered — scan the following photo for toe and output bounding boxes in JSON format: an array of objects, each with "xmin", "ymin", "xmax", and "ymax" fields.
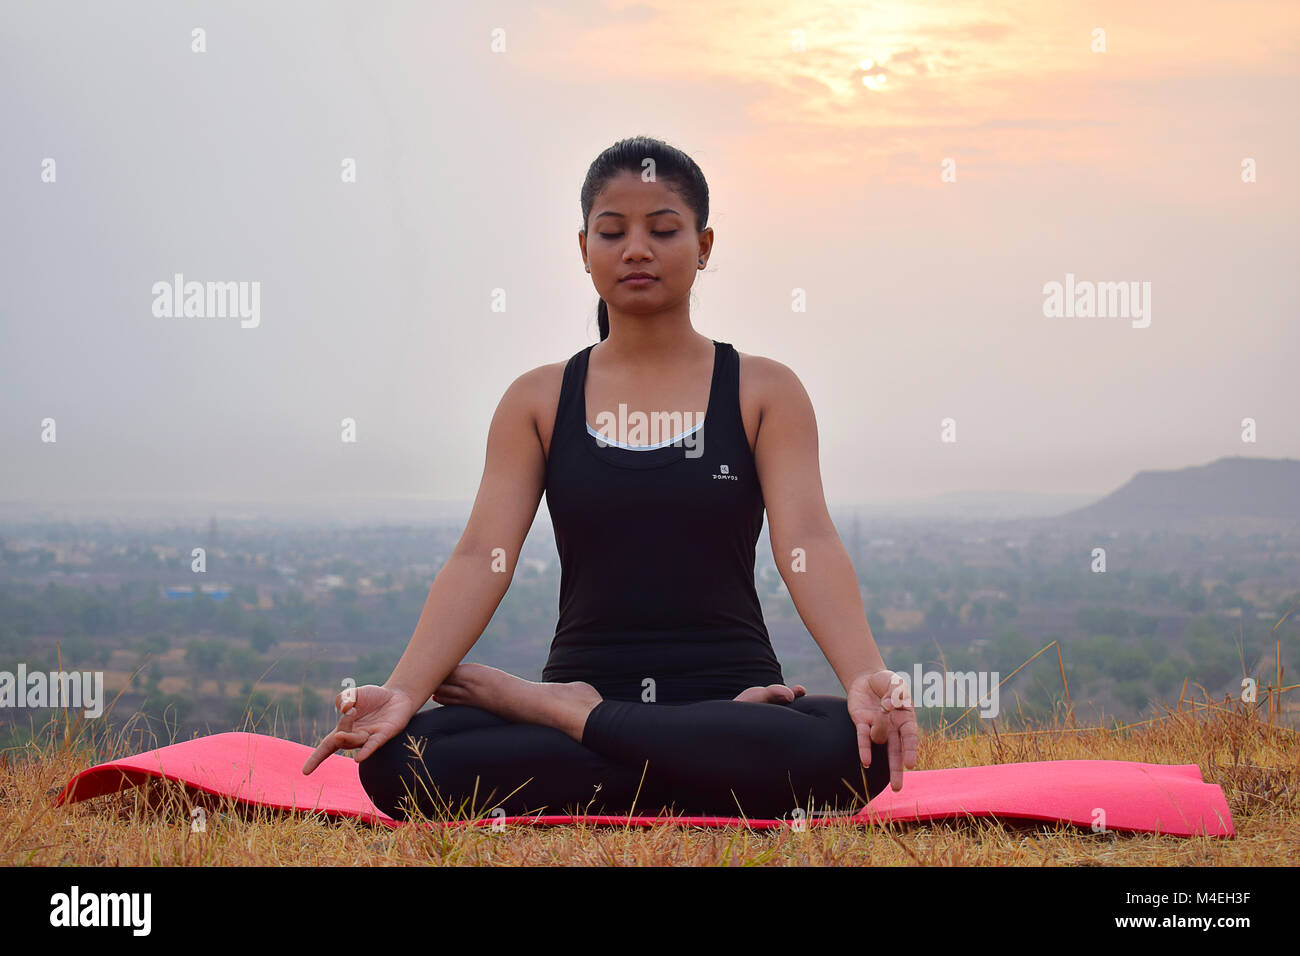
[{"xmin": 768, "ymin": 683, "xmax": 796, "ymax": 702}]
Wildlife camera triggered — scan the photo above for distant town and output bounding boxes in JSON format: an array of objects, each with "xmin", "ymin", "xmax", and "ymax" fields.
[{"xmin": 3, "ymin": 481, "xmax": 1298, "ymax": 750}]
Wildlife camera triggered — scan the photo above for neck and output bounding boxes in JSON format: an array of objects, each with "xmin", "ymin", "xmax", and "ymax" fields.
[{"xmin": 599, "ymin": 309, "xmax": 711, "ymax": 364}]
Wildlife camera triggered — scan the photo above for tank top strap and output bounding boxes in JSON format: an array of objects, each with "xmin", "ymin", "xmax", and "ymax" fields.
[
  {"xmin": 710, "ymin": 340, "xmax": 748, "ymax": 451},
  {"xmin": 548, "ymin": 345, "xmax": 592, "ymax": 467}
]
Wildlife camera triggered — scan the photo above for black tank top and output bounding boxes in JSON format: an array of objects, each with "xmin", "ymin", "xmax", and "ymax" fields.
[{"xmin": 542, "ymin": 339, "xmax": 786, "ymax": 703}]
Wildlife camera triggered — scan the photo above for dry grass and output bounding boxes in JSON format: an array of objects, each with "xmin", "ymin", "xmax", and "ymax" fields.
[{"xmin": 3, "ymin": 673, "xmax": 1297, "ymax": 866}]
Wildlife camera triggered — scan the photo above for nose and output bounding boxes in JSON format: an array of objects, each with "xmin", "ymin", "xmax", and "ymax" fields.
[{"xmin": 620, "ymin": 226, "xmax": 656, "ymax": 260}]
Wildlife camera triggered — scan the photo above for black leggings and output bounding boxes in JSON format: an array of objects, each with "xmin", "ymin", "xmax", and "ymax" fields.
[{"xmin": 358, "ymin": 695, "xmax": 893, "ymax": 821}]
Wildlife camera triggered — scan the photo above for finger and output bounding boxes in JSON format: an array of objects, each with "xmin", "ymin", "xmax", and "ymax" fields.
[
  {"xmin": 354, "ymin": 732, "xmax": 388, "ymax": 762},
  {"xmin": 888, "ymin": 715, "xmax": 905, "ymax": 791},
  {"xmin": 857, "ymin": 717, "xmax": 873, "ymax": 767},
  {"xmin": 433, "ymin": 672, "xmax": 462, "ymax": 696},
  {"xmin": 792, "ymin": 685, "xmax": 807, "ymax": 698},
  {"xmin": 336, "ymin": 687, "xmax": 358, "ymax": 714},
  {"xmin": 301, "ymin": 738, "xmax": 337, "ymax": 775},
  {"xmin": 304, "ymin": 727, "xmax": 368, "ymax": 772},
  {"xmin": 302, "ymin": 728, "xmax": 356, "ymax": 775},
  {"xmin": 900, "ymin": 711, "xmax": 921, "ymax": 769},
  {"xmin": 333, "ymin": 695, "xmax": 359, "ymax": 725},
  {"xmin": 339, "ymin": 728, "xmax": 368, "ymax": 744}
]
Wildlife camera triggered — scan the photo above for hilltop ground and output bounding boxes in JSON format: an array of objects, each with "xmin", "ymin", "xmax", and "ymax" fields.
[{"xmin": 2, "ymin": 686, "xmax": 1295, "ymax": 866}]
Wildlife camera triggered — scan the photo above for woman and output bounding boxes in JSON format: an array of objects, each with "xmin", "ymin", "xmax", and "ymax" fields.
[{"xmin": 302, "ymin": 135, "xmax": 919, "ymax": 822}]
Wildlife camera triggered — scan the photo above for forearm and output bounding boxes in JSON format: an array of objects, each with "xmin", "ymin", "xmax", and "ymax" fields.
[
  {"xmin": 773, "ymin": 527, "xmax": 886, "ymax": 692},
  {"xmin": 382, "ymin": 547, "xmax": 511, "ymax": 714}
]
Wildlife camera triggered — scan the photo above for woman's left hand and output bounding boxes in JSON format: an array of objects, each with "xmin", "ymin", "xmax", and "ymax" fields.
[{"xmin": 848, "ymin": 669, "xmax": 919, "ymax": 791}]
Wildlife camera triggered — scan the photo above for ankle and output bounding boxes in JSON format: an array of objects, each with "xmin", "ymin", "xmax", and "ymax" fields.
[{"xmin": 560, "ymin": 683, "xmax": 602, "ymax": 741}]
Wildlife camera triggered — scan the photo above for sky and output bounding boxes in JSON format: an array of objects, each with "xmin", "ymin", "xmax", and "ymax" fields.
[{"xmin": 2, "ymin": 0, "xmax": 1297, "ymax": 525}]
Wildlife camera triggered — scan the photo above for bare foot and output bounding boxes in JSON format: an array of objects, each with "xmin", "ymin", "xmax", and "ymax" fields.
[
  {"xmin": 734, "ymin": 683, "xmax": 807, "ymax": 703},
  {"xmin": 433, "ymin": 663, "xmax": 602, "ymax": 742}
]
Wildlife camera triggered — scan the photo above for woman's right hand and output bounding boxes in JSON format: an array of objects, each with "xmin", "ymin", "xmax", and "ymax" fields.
[{"xmin": 301, "ymin": 684, "xmax": 419, "ymax": 775}]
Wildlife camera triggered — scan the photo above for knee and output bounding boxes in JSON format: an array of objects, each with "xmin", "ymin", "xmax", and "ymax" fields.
[
  {"xmin": 794, "ymin": 696, "xmax": 858, "ymax": 759},
  {"xmin": 795, "ymin": 696, "xmax": 891, "ymax": 801},
  {"xmin": 357, "ymin": 732, "xmax": 432, "ymax": 820},
  {"xmin": 357, "ymin": 707, "xmax": 488, "ymax": 819},
  {"xmin": 766, "ymin": 697, "xmax": 855, "ymax": 774},
  {"xmin": 808, "ymin": 709, "xmax": 862, "ymax": 775}
]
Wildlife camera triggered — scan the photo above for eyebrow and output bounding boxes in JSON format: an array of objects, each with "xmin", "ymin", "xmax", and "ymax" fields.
[{"xmin": 594, "ymin": 208, "xmax": 682, "ymax": 220}]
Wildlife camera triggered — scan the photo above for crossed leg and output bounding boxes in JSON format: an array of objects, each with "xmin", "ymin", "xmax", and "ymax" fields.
[
  {"xmin": 358, "ymin": 686, "xmax": 892, "ymax": 821},
  {"xmin": 358, "ymin": 703, "xmax": 661, "ymax": 820}
]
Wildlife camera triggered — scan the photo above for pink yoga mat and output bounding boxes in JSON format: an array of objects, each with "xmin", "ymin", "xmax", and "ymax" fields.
[{"xmin": 53, "ymin": 731, "xmax": 1234, "ymax": 837}]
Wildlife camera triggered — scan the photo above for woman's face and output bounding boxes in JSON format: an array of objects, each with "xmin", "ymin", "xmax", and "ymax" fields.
[{"xmin": 581, "ymin": 170, "xmax": 710, "ymax": 315}]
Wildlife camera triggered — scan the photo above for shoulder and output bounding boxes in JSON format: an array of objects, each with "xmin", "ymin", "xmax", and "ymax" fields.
[
  {"xmin": 512, "ymin": 356, "xmax": 570, "ymax": 394},
  {"xmin": 501, "ymin": 353, "xmax": 578, "ymax": 437},
  {"xmin": 734, "ymin": 349, "xmax": 821, "ymax": 467},
  {"xmin": 733, "ymin": 348, "xmax": 813, "ymax": 419},
  {"xmin": 734, "ymin": 348, "xmax": 804, "ymax": 388}
]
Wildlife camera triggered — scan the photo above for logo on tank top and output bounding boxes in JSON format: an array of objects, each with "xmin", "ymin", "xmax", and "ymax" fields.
[{"xmin": 712, "ymin": 463, "xmax": 738, "ymax": 481}]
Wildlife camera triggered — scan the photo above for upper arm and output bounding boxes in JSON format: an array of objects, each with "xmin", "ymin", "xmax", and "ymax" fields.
[
  {"xmin": 453, "ymin": 367, "xmax": 549, "ymax": 569},
  {"xmin": 751, "ymin": 357, "xmax": 835, "ymax": 550}
]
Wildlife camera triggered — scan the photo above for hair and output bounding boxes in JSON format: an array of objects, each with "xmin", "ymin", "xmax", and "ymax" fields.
[{"xmin": 579, "ymin": 135, "xmax": 710, "ymax": 341}]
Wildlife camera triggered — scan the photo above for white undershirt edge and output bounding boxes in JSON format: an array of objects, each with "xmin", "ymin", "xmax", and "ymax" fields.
[{"xmin": 587, "ymin": 417, "xmax": 705, "ymax": 450}]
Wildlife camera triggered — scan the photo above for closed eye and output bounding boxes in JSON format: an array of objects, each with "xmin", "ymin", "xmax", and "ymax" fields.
[{"xmin": 599, "ymin": 230, "xmax": 678, "ymax": 239}]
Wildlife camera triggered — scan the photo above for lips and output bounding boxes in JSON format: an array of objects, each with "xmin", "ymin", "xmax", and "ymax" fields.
[{"xmin": 620, "ymin": 273, "xmax": 656, "ymax": 281}]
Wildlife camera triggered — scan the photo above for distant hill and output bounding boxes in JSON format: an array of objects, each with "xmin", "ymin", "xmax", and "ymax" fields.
[
  {"xmin": 840, "ymin": 490, "xmax": 1096, "ymax": 520},
  {"xmin": 1058, "ymin": 456, "xmax": 1300, "ymax": 529}
]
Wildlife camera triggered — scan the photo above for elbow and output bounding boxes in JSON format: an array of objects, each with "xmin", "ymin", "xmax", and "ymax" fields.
[{"xmin": 770, "ymin": 521, "xmax": 837, "ymax": 559}]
